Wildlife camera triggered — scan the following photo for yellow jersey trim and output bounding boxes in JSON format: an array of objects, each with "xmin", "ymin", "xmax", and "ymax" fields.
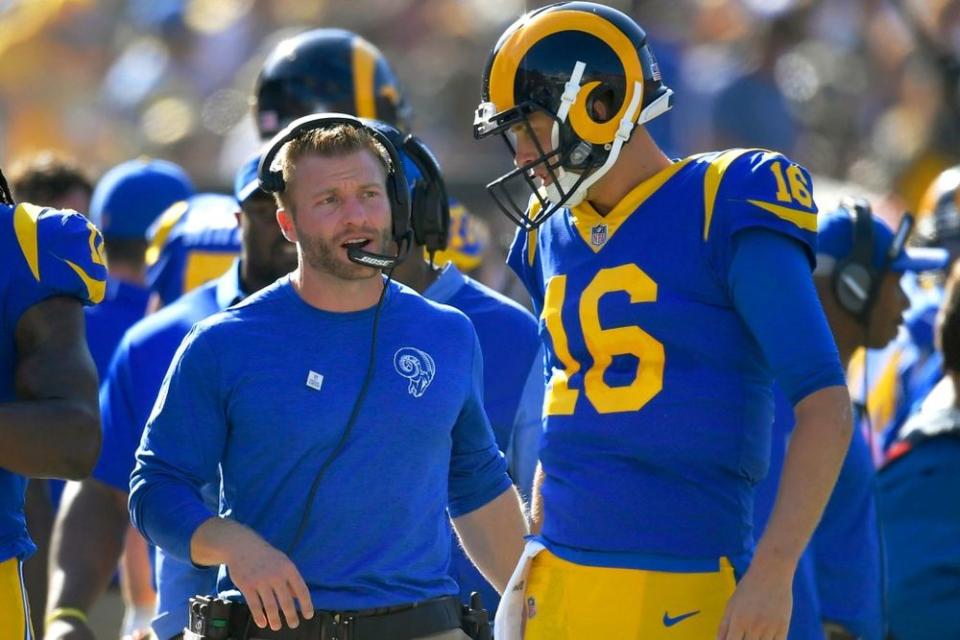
[
  {"xmin": 702, "ymin": 149, "xmax": 753, "ymax": 241},
  {"xmin": 746, "ymin": 199, "xmax": 818, "ymax": 232},
  {"xmin": 526, "ymin": 199, "xmax": 543, "ymax": 267},
  {"xmin": 146, "ymin": 200, "xmax": 190, "ymax": 266},
  {"xmin": 570, "ymin": 157, "xmax": 694, "ymax": 253}
]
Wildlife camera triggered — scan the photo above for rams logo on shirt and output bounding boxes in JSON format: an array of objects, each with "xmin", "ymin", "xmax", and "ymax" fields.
[{"xmin": 394, "ymin": 347, "xmax": 436, "ymax": 398}]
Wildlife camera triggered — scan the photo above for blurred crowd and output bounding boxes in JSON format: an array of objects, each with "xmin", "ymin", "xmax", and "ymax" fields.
[{"xmin": 4, "ymin": 0, "xmax": 960, "ymax": 282}]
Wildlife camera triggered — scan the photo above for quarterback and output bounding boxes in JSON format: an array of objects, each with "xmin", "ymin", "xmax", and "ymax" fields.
[{"xmin": 473, "ymin": 3, "xmax": 853, "ymax": 639}]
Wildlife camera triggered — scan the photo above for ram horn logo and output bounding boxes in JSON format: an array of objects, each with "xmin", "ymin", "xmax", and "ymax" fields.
[{"xmin": 393, "ymin": 347, "xmax": 436, "ymax": 397}]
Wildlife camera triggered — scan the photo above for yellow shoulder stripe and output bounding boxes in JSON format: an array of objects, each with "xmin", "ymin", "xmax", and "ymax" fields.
[
  {"xmin": 13, "ymin": 203, "xmax": 43, "ymax": 281},
  {"xmin": 703, "ymin": 149, "xmax": 753, "ymax": 241},
  {"xmin": 146, "ymin": 200, "xmax": 189, "ymax": 266},
  {"xmin": 747, "ymin": 199, "xmax": 817, "ymax": 232}
]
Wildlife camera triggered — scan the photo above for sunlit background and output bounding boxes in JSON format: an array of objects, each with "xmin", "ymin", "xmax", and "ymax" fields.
[{"xmin": 2, "ymin": 0, "xmax": 959, "ymax": 287}]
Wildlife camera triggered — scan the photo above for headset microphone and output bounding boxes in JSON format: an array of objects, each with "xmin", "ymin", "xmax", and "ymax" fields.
[{"xmin": 346, "ymin": 229, "xmax": 412, "ymax": 269}]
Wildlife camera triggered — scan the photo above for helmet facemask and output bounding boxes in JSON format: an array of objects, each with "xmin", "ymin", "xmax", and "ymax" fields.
[{"xmin": 475, "ymin": 59, "xmax": 650, "ymax": 231}]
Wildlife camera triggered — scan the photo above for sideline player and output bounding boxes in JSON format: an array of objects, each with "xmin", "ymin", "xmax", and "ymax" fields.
[{"xmin": 0, "ymin": 167, "xmax": 105, "ymax": 636}]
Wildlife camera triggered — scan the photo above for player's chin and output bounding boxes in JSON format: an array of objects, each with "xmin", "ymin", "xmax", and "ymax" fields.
[{"xmin": 868, "ymin": 324, "xmax": 899, "ymax": 350}]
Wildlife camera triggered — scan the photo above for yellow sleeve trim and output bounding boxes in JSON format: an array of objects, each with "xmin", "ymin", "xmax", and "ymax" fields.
[
  {"xmin": 12, "ymin": 203, "xmax": 43, "ymax": 281},
  {"xmin": 64, "ymin": 259, "xmax": 106, "ymax": 304},
  {"xmin": 746, "ymin": 199, "xmax": 818, "ymax": 232},
  {"xmin": 703, "ymin": 149, "xmax": 753, "ymax": 241},
  {"xmin": 146, "ymin": 200, "xmax": 189, "ymax": 266}
]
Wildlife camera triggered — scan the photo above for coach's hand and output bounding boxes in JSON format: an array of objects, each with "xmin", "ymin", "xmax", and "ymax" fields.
[
  {"xmin": 44, "ymin": 617, "xmax": 96, "ymax": 640},
  {"xmin": 190, "ymin": 517, "xmax": 314, "ymax": 631},
  {"xmin": 717, "ymin": 555, "xmax": 792, "ymax": 640}
]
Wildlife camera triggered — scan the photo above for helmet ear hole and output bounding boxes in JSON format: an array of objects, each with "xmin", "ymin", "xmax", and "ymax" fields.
[{"xmin": 587, "ymin": 87, "xmax": 616, "ymax": 123}]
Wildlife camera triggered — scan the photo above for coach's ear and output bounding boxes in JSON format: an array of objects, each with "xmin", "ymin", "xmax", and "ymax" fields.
[{"xmin": 276, "ymin": 208, "xmax": 298, "ymax": 243}]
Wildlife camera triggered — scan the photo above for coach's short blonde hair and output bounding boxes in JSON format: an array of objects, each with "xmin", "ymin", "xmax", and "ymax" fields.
[{"xmin": 272, "ymin": 124, "xmax": 393, "ymax": 215}]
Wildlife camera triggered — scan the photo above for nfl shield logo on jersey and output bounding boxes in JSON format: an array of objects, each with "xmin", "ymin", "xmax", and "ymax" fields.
[{"xmin": 591, "ymin": 223, "xmax": 608, "ymax": 247}]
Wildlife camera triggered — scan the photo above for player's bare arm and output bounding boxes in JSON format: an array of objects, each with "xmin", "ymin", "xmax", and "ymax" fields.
[
  {"xmin": 0, "ymin": 296, "xmax": 100, "ymax": 479},
  {"xmin": 720, "ymin": 385, "xmax": 853, "ymax": 640},
  {"xmin": 44, "ymin": 479, "xmax": 128, "ymax": 640}
]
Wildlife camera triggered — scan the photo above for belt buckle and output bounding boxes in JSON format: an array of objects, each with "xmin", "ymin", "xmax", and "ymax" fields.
[{"xmin": 335, "ymin": 611, "xmax": 358, "ymax": 640}]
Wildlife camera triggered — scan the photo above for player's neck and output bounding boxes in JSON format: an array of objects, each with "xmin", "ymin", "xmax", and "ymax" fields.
[
  {"xmin": 291, "ymin": 262, "xmax": 385, "ymax": 312},
  {"xmin": 586, "ymin": 126, "xmax": 672, "ymax": 216}
]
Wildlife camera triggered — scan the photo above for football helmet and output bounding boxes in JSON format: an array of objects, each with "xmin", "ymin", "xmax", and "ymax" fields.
[
  {"xmin": 473, "ymin": 1, "xmax": 672, "ymax": 229},
  {"xmin": 915, "ymin": 165, "xmax": 960, "ymax": 258},
  {"xmin": 255, "ymin": 28, "xmax": 411, "ymax": 139}
]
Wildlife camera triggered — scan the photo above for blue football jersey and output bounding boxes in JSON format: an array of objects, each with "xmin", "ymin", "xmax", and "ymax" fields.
[
  {"xmin": 146, "ymin": 194, "xmax": 241, "ymax": 306},
  {"xmin": 0, "ymin": 202, "xmax": 106, "ymax": 561},
  {"xmin": 507, "ymin": 149, "xmax": 818, "ymax": 562}
]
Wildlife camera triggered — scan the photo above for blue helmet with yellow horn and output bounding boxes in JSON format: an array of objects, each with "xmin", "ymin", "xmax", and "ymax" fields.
[{"xmin": 473, "ymin": 2, "xmax": 672, "ymax": 229}]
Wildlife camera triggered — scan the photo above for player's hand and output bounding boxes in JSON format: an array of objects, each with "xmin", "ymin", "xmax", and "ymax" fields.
[
  {"xmin": 717, "ymin": 557, "xmax": 793, "ymax": 640},
  {"xmin": 43, "ymin": 617, "xmax": 96, "ymax": 640},
  {"xmin": 223, "ymin": 531, "xmax": 314, "ymax": 631}
]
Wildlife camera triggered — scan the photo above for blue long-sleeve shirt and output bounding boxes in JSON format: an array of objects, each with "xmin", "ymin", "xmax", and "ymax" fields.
[{"xmin": 130, "ymin": 277, "xmax": 512, "ymax": 609}]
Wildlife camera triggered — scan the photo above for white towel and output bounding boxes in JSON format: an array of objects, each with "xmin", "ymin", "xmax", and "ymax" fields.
[{"xmin": 494, "ymin": 539, "xmax": 546, "ymax": 640}]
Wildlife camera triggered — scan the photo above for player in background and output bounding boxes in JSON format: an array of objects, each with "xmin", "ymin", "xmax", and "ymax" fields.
[
  {"xmin": 755, "ymin": 200, "xmax": 946, "ymax": 640},
  {"xmin": 473, "ymin": 4, "xmax": 852, "ymax": 638},
  {"xmin": 44, "ymin": 153, "xmax": 296, "ymax": 640},
  {"xmin": 7, "ymin": 151, "xmax": 96, "ymax": 635},
  {"xmin": 0, "ymin": 166, "xmax": 105, "ymax": 637}
]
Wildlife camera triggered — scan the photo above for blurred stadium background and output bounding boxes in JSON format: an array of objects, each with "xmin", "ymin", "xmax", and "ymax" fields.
[{"xmin": 2, "ymin": 0, "xmax": 959, "ymax": 288}]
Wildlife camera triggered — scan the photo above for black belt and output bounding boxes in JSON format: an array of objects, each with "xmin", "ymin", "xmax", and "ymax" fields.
[{"xmin": 227, "ymin": 596, "xmax": 463, "ymax": 640}]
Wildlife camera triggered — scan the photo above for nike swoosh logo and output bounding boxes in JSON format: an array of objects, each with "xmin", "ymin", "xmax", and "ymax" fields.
[{"xmin": 662, "ymin": 610, "xmax": 700, "ymax": 627}]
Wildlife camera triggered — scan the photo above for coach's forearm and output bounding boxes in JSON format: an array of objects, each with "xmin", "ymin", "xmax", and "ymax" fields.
[
  {"xmin": 755, "ymin": 385, "xmax": 852, "ymax": 570},
  {"xmin": 453, "ymin": 487, "xmax": 528, "ymax": 594}
]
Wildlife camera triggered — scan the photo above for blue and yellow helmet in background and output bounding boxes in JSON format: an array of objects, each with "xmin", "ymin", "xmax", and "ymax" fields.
[
  {"xmin": 427, "ymin": 203, "xmax": 488, "ymax": 272},
  {"xmin": 255, "ymin": 28, "xmax": 411, "ymax": 139},
  {"xmin": 915, "ymin": 165, "xmax": 960, "ymax": 260}
]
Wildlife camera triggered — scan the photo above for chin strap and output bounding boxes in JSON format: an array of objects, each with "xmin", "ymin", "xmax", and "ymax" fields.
[{"xmin": 542, "ymin": 79, "xmax": 644, "ymax": 209}]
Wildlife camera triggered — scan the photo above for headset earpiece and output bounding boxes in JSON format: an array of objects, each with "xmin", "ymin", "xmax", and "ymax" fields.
[
  {"xmin": 832, "ymin": 197, "xmax": 877, "ymax": 320},
  {"xmin": 402, "ymin": 134, "xmax": 449, "ymax": 255}
]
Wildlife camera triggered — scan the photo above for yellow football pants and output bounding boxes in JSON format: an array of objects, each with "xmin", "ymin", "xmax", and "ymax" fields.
[
  {"xmin": 522, "ymin": 549, "xmax": 736, "ymax": 639},
  {"xmin": 0, "ymin": 557, "xmax": 33, "ymax": 639}
]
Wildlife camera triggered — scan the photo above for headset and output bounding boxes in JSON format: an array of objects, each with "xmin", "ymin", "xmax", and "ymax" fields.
[
  {"xmin": 257, "ymin": 112, "xmax": 412, "ymax": 269},
  {"xmin": 833, "ymin": 197, "xmax": 914, "ymax": 324},
  {"xmin": 360, "ymin": 118, "xmax": 450, "ymax": 259},
  {"xmin": 833, "ymin": 197, "xmax": 878, "ymax": 321}
]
